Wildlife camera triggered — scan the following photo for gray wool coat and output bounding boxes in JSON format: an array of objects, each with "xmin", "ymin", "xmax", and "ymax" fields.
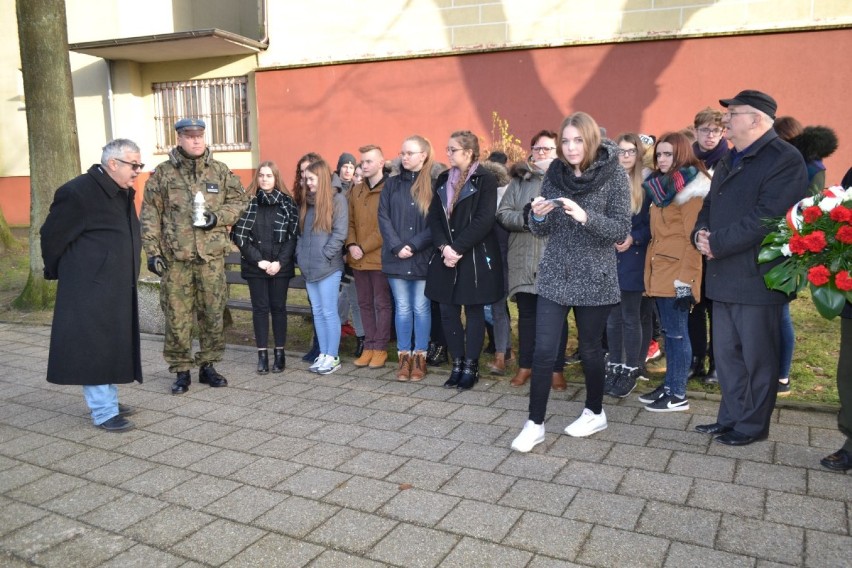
[{"xmin": 530, "ymin": 139, "xmax": 631, "ymax": 307}]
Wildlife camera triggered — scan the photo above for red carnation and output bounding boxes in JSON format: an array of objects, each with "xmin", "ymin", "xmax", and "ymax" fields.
[
  {"xmin": 837, "ymin": 225, "xmax": 852, "ymax": 244},
  {"xmin": 803, "ymin": 206, "xmax": 823, "ymax": 224},
  {"xmin": 803, "ymin": 230, "xmax": 828, "ymax": 253},
  {"xmin": 836, "ymin": 271, "xmax": 852, "ymax": 292},
  {"xmin": 830, "ymin": 205, "xmax": 852, "ymax": 223},
  {"xmin": 808, "ymin": 265, "xmax": 831, "ymax": 287},
  {"xmin": 788, "ymin": 235, "xmax": 808, "ymax": 255}
]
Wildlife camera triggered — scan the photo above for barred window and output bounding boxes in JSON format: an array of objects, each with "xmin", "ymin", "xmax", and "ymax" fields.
[{"xmin": 152, "ymin": 76, "xmax": 250, "ymax": 153}]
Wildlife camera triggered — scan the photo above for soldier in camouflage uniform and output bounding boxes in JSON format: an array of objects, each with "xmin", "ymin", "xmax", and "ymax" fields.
[{"xmin": 141, "ymin": 118, "xmax": 248, "ymax": 394}]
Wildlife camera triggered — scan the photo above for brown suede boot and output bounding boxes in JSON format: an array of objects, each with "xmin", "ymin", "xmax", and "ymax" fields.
[
  {"xmin": 488, "ymin": 352, "xmax": 506, "ymax": 375},
  {"xmin": 396, "ymin": 352, "xmax": 411, "ymax": 381},
  {"xmin": 510, "ymin": 367, "xmax": 532, "ymax": 387},
  {"xmin": 354, "ymin": 349, "xmax": 375, "ymax": 368},
  {"xmin": 552, "ymin": 371, "xmax": 567, "ymax": 391},
  {"xmin": 410, "ymin": 351, "xmax": 427, "ymax": 382}
]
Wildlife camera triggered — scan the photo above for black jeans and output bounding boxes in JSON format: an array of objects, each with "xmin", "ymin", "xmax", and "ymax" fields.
[
  {"xmin": 688, "ymin": 297, "xmax": 713, "ymax": 363},
  {"xmin": 516, "ymin": 292, "xmax": 568, "ymax": 370},
  {"xmin": 430, "ymin": 300, "xmax": 447, "ymax": 347},
  {"xmin": 606, "ymin": 290, "xmax": 645, "ymax": 368},
  {"xmin": 247, "ymin": 277, "xmax": 290, "ymax": 349},
  {"xmin": 529, "ymin": 298, "xmax": 613, "ymax": 423},
  {"xmin": 439, "ymin": 303, "xmax": 485, "ymax": 360}
]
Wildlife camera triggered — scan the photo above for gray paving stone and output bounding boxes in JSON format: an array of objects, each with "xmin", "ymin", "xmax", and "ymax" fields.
[
  {"xmin": 348, "ymin": 428, "xmax": 411, "ymax": 452},
  {"xmin": 150, "ymin": 440, "xmax": 221, "ymax": 468},
  {"xmin": 664, "ymin": 451, "xmax": 735, "ymax": 483},
  {"xmin": 576, "ymin": 524, "xmax": 669, "ymax": 568},
  {"xmin": 563, "ymin": 488, "xmax": 645, "ymax": 530},
  {"xmin": 503, "ymin": 511, "xmax": 592, "ymax": 560},
  {"xmin": 734, "ymin": 460, "xmax": 807, "ymax": 493},
  {"xmin": 308, "ymin": 549, "xmax": 386, "ymax": 568},
  {"xmin": 228, "ymin": 456, "xmax": 303, "ymax": 489},
  {"xmin": 0, "ymin": 431, "xmax": 55, "ymax": 457},
  {"xmin": 595, "ymin": 421, "xmax": 655, "ymax": 446},
  {"xmin": 0, "ymin": 501, "xmax": 48, "ymax": 535},
  {"xmin": 309, "ymin": 507, "xmax": 397, "ymax": 554},
  {"xmin": 687, "ymin": 479, "xmax": 766, "ymax": 518},
  {"xmin": 437, "ymin": 499, "xmax": 522, "ymax": 541},
  {"xmin": 439, "ymin": 536, "xmax": 533, "ymax": 568},
  {"xmin": 145, "ymin": 415, "xmax": 207, "ymax": 436},
  {"xmin": 526, "ymin": 556, "xmax": 586, "ymax": 568},
  {"xmin": 773, "ymin": 442, "xmax": 836, "ymax": 469},
  {"xmin": 632, "ymin": 409, "xmax": 692, "ymax": 430},
  {"xmin": 368, "ymin": 522, "xmax": 459, "ymax": 568},
  {"xmin": 41, "ymin": 482, "xmax": 127, "ymax": 518},
  {"xmin": 118, "ymin": 432, "xmax": 184, "ymax": 458},
  {"xmin": 359, "ymin": 409, "xmax": 417, "ymax": 430},
  {"xmin": 318, "ymin": 404, "xmax": 377, "ymax": 425},
  {"xmin": 117, "ymin": 463, "xmax": 197, "ymax": 496},
  {"xmin": 499, "ymin": 478, "xmax": 577, "ymax": 517},
  {"xmin": 187, "ymin": 448, "xmax": 259, "ymax": 477},
  {"xmin": 251, "ymin": 434, "xmax": 318, "ymax": 460},
  {"xmin": 171, "ymin": 517, "xmax": 265, "ymax": 565},
  {"xmin": 443, "ymin": 441, "xmax": 511, "ymax": 472},
  {"xmin": 717, "ymin": 514, "xmax": 803, "ymax": 565},
  {"xmin": 124, "ymin": 504, "xmax": 215, "ymax": 548},
  {"xmin": 7, "ymin": 471, "xmax": 88, "ymax": 505},
  {"xmin": 650, "ymin": 427, "xmax": 713, "ymax": 451},
  {"xmin": 441, "ymin": 467, "xmax": 516, "ymax": 503},
  {"xmin": 764, "ymin": 490, "xmax": 847, "ymax": 533},
  {"xmin": 636, "ymin": 501, "xmax": 721, "ymax": 547},
  {"xmin": 98, "ymin": 543, "xmax": 186, "ymax": 568},
  {"xmin": 204, "ymin": 485, "xmax": 286, "ymax": 523},
  {"xmin": 380, "ymin": 487, "xmax": 459, "ymax": 526},
  {"xmin": 307, "ymin": 422, "xmax": 367, "ymax": 446},
  {"xmin": 446, "ymin": 404, "xmax": 506, "ymax": 425},
  {"xmin": 179, "ymin": 422, "xmax": 241, "ymax": 444},
  {"xmin": 809, "ymin": 426, "xmax": 847, "ymax": 449},
  {"xmin": 603, "ymin": 443, "xmax": 672, "ymax": 472},
  {"xmin": 159, "ymin": 473, "xmax": 242, "ymax": 509},
  {"xmin": 291, "ymin": 441, "xmax": 361, "ymax": 469},
  {"xmin": 0, "ymin": 514, "xmax": 86, "ymax": 558},
  {"xmin": 707, "ymin": 437, "xmax": 774, "ymax": 463},
  {"xmin": 778, "ymin": 408, "xmax": 837, "ymax": 428},
  {"xmin": 30, "ymin": 528, "xmax": 133, "ymax": 568},
  {"xmin": 322, "ymin": 475, "xmax": 400, "ymax": 512},
  {"xmin": 79, "ymin": 491, "xmax": 167, "ymax": 531},
  {"xmin": 332, "ymin": 389, "xmax": 384, "ymax": 408},
  {"xmin": 254, "ymin": 495, "xmax": 339, "ymax": 537},
  {"xmin": 274, "ymin": 466, "xmax": 351, "ymax": 499},
  {"xmin": 804, "ymin": 529, "xmax": 852, "ymax": 568},
  {"xmin": 337, "ymin": 450, "xmax": 408, "ymax": 479},
  {"xmin": 223, "ymin": 533, "xmax": 323, "ymax": 568},
  {"xmin": 664, "ymin": 542, "xmax": 755, "ymax": 568},
  {"xmin": 618, "ymin": 468, "xmax": 693, "ymax": 504},
  {"xmin": 16, "ymin": 439, "xmax": 86, "ymax": 466},
  {"xmin": 807, "ymin": 469, "xmax": 852, "ymax": 501},
  {"xmin": 82, "ymin": 455, "xmax": 157, "ymax": 486},
  {"xmin": 497, "ymin": 452, "xmax": 567, "ymax": 482},
  {"xmin": 209, "ymin": 428, "xmax": 276, "ymax": 451},
  {"xmin": 446, "ymin": 421, "xmax": 509, "ymax": 444},
  {"xmin": 400, "ymin": 415, "xmax": 463, "ymax": 438},
  {"xmin": 393, "ymin": 435, "xmax": 460, "ymax": 461},
  {"xmin": 766, "ymin": 422, "xmax": 810, "ymax": 446},
  {"xmin": 553, "ymin": 460, "xmax": 626, "ymax": 492}
]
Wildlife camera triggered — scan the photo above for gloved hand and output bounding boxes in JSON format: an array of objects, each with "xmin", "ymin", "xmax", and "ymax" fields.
[
  {"xmin": 147, "ymin": 255, "xmax": 167, "ymax": 276},
  {"xmin": 199, "ymin": 212, "xmax": 217, "ymax": 230},
  {"xmin": 522, "ymin": 202, "xmax": 532, "ymax": 230},
  {"xmin": 674, "ymin": 281, "xmax": 695, "ymax": 312}
]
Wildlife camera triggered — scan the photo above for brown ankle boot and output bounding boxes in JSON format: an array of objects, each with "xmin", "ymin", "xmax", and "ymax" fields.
[
  {"xmin": 489, "ymin": 352, "xmax": 506, "ymax": 375},
  {"xmin": 510, "ymin": 367, "xmax": 532, "ymax": 387},
  {"xmin": 552, "ymin": 371, "xmax": 567, "ymax": 391},
  {"xmin": 410, "ymin": 351, "xmax": 427, "ymax": 382},
  {"xmin": 396, "ymin": 352, "xmax": 412, "ymax": 381}
]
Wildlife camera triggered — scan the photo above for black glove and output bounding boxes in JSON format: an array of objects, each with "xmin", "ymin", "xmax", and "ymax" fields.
[
  {"xmin": 199, "ymin": 212, "xmax": 217, "ymax": 230},
  {"xmin": 674, "ymin": 283, "xmax": 695, "ymax": 312},
  {"xmin": 522, "ymin": 203, "xmax": 532, "ymax": 230},
  {"xmin": 147, "ymin": 255, "xmax": 167, "ymax": 276}
]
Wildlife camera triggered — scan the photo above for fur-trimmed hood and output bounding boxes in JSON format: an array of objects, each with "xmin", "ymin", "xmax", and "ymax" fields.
[
  {"xmin": 674, "ymin": 171, "xmax": 711, "ymax": 205},
  {"xmin": 509, "ymin": 160, "xmax": 549, "ymax": 182},
  {"xmin": 479, "ymin": 160, "xmax": 511, "ymax": 186},
  {"xmin": 790, "ymin": 126, "xmax": 838, "ymax": 161}
]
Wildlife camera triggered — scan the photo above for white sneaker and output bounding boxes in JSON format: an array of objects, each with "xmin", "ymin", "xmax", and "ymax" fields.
[
  {"xmin": 309, "ymin": 354, "xmax": 327, "ymax": 373},
  {"xmin": 511, "ymin": 420, "xmax": 546, "ymax": 452},
  {"xmin": 317, "ymin": 356, "xmax": 341, "ymax": 375},
  {"xmin": 564, "ymin": 408, "xmax": 607, "ymax": 437}
]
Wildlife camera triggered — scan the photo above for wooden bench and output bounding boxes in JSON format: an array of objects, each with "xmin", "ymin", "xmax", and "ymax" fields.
[{"xmin": 224, "ymin": 250, "xmax": 312, "ymax": 316}]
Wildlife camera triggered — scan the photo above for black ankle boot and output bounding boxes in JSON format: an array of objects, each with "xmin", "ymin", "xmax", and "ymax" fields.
[
  {"xmin": 257, "ymin": 350, "xmax": 269, "ymax": 375},
  {"xmin": 444, "ymin": 357, "xmax": 465, "ymax": 388},
  {"xmin": 428, "ymin": 344, "xmax": 448, "ymax": 366},
  {"xmin": 171, "ymin": 370, "xmax": 191, "ymax": 395},
  {"xmin": 354, "ymin": 336, "xmax": 365, "ymax": 358},
  {"xmin": 457, "ymin": 358, "xmax": 480, "ymax": 390},
  {"xmin": 199, "ymin": 364, "xmax": 228, "ymax": 387},
  {"xmin": 272, "ymin": 348, "xmax": 285, "ymax": 373}
]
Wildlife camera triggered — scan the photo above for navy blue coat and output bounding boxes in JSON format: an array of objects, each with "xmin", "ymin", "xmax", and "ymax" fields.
[
  {"xmin": 616, "ymin": 196, "xmax": 651, "ymax": 292},
  {"xmin": 378, "ymin": 169, "xmax": 433, "ymax": 280}
]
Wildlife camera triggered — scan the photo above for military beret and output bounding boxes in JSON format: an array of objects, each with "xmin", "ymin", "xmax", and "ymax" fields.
[{"xmin": 174, "ymin": 118, "xmax": 206, "ymax": 132}]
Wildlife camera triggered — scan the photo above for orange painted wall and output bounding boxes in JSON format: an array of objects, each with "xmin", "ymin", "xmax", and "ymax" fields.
[{"xmin": 256, "ymin": 29, "xmax": 852, "ymax": 186}]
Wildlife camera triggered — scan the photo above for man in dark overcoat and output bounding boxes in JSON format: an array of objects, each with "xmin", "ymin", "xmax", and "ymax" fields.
[{"xmin": 40, "ymin": 138, "xmax": 144, "ymax": 432}]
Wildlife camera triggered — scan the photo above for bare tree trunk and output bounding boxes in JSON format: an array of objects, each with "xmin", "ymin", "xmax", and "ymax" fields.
[
  {"xmin": 0, "ymin": 207, "xmax": 15, "ymax": 253},
  {"xmin": 15, "ymin": 0, "xmax": 81, "ymax": 309}
]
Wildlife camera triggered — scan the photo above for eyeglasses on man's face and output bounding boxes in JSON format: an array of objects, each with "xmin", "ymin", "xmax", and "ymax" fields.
[
  {"xmin": 531, "ymin": 146, "xmax": 556, "ymax": 153},
  {"xmin": 115, "ymin": 158, "xmax": 145, "ymax": 171},
  {"xmin": 697, "ymin": 127, "xmax": 724, "ymax": 136},
  {"xmin": 617, "ymin": 148, "xmax": 637, "ymax": 157}
]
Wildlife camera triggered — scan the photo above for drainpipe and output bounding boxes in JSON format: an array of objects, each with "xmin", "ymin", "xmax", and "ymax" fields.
[{"xmin": 106, "ymin": 59, "xmax": 115, "ymax": 140}]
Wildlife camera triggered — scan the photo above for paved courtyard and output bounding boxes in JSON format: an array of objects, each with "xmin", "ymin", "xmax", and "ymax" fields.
[{"xmin": 0, "ymin": 322, "xmax": 849, "ymax": 567}]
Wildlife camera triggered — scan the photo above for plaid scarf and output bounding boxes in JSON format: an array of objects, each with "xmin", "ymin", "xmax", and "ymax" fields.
[
  {"xmin": 231, "ymin": 188, "xmax": 298, "ymax": 247},
  {"xmin": 642, "ymin": 166, "xmax": 699, "ymax": 208}
]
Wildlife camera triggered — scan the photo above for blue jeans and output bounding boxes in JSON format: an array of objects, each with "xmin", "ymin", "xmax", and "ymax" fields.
[
  {"xmin": 82, "ymin": 384, "xmax": 118, "ymax": 425},
  {"xmin": 306, "ymin": 271, "xmax": 342, "ymax": 357},
  {"xmin": 779, "ymin": 303, "xmax": 795, "ymax": 378},
  {"xmin": 388, "ymin": 278, "xmax": 431, "ymax": 352},
  {"xmin": 655, "ymin": 297, "xmax": 691, "ymax": 398}
]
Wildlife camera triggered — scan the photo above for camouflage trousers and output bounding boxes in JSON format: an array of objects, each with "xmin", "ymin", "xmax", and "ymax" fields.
[{"xmin": 160, "ymin": 256, "xmax": 226, "ymax": 372}]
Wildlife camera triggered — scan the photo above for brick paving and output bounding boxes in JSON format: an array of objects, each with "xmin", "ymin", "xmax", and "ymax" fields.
[{"xmin": 0, "ymin": 322, "xmax": 849, "ymax": 567}]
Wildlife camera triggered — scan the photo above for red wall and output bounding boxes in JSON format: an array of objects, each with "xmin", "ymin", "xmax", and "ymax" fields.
[{"xmin": 256, "ymin": 29, "xmax": 852, "ymax": 185}]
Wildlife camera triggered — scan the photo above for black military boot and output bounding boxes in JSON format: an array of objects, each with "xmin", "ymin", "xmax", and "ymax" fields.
[
  {"xmin": 443, "ymin": 357, "xmax": 465, "ymax": 388},
  {"xmin": 199, "ymin": 364, "xmax": 228, "ymax": 387},
  {"xmin": 271, "ymin": 348, "xmax": 285, "ymax": 373},
  {"xmin": 354, "ymin": 336, "xmax": 365, "ymax": 358},
  {"xmin": 257, "ymin": 350, "xmax": 269, "ymax": 375},
  {"xmin": 457, "ymin": 358, "xmax": 480, "ymax": 390},
  {"xmin": 171, "ymin": 370, "xmax": 191, "ymax": 395},
  {"xmin": 428, "ymin": 344, "xmax": 448, "ymax": 367}
]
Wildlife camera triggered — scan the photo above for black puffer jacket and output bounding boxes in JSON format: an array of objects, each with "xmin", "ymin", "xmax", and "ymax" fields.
[{"xmin": 378, "ymin": 168, "xmax": 433, "ymax": 280}]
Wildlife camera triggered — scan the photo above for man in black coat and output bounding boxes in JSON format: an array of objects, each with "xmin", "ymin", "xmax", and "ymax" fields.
[
  {"xmin": 692, "ymin": 90, "xmax": 808, "ymax": 446},
  {"xmin": 40, "ymin": 139, "xmax": 144, "ymax": 432}
]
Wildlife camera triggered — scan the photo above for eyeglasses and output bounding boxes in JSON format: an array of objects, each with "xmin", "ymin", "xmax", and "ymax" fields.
[
  {"xmin": 115, "ymin": 158, "xmax": 145, "ymax": 171},
  {"xmin": 446, "ymin": 147, "xmax": 464, "ymax": 155},
  {"xmin": 531, "ymin": 146, "xmax": 556, "ymax": 153},
  {"xmin": 399, "ymin": 151, "xmax": 424, "ymax": 158},
  {"xmin": 697, "ymin": 127, "xmax": 723, "ymax": 136},
  {"xmin": 655, "ymin": 151, "xmax": 673, "ymax": 158},
  {"xmin": 617, "ymin": 149, "xmax": 637, "ymax": 157}
]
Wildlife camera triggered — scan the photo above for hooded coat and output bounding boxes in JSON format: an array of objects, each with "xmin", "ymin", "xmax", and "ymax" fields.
[
  {"xmin": 425, "ymin": 163, "xmax": 504, "ymax": 305},
  {"xmin": 40, "ymin": 165, "xmax": 143, "ymax": 386}
]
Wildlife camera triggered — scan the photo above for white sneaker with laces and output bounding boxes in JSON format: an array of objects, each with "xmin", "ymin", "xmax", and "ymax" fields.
[
  {"xmin": 511, "ymin": 420, "xmax": 545, "ymax": 452},
  {"xmin": 309, "ymin": 354, "xmax": 327, "ymax": 373},
  {"xmin": 318, "ymin": 356, "xmax": 341, "ymax": 375},
  {"xmin": 564, "ymin": 408, "xmax": 607, "ymax": 437}
]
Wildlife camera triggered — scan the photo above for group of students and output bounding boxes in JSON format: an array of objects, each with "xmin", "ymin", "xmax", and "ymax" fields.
[{"xmin": 229, "ymin": 104, "xmax": 838, "ymax": 453}]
